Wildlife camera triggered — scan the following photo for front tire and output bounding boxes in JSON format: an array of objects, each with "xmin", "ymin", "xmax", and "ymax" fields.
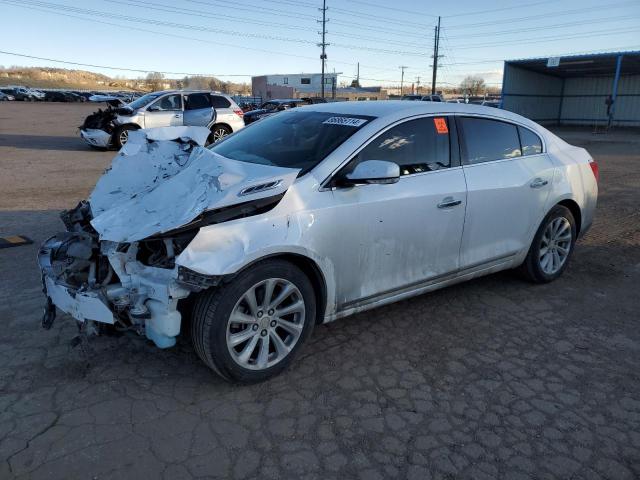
[
  {"xmin": 519, "ymin": 205, "xmax": 576, "ymax": 283},
  {"xmin": 191, "ymin": 259, "xmax": 316, "ymax": 383},
  {"xmin": 112, "ymin": 125, "xmax": 137, "ymax": 149}
]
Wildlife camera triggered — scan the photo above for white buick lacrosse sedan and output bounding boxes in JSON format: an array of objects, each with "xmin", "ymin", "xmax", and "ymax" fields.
[{"xmin": 39, "ymin": 102, "xmax": 598, "ymax": 382}]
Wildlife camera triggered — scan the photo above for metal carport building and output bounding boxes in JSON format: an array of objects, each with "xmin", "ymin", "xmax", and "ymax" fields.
[{"xmin": 501, "ymin": 51, "xmax": 640, "ymax": 127}]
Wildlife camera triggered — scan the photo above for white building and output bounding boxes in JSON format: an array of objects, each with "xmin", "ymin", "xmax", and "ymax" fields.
[{"xmin": 252, "ymin": 72, "xmax": 340, "ymax": 99}]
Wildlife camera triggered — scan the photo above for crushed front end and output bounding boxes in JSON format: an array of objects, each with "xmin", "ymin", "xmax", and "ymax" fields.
[
  {"xmin": 39, "ymin": 127, "xmax": 298, "ymax": 350},
  {"xmin": 38, "ymin": 201, "xmax": 205, "ymax": 348}
]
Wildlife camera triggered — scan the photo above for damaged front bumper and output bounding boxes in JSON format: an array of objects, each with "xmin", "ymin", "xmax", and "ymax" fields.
[
  {"xmin": 80, "ymin": 128, "xmax": 112, "ymax": 148},
  {"xmin": 38, "ymin": 231, "xmax": 199, "ymax": 348}
]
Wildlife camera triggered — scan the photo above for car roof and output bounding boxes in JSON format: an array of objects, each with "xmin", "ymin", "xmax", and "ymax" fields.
[
  {"xmin": 151, "ymin": 90, "xmax": 231, "ymax": 96},
  {"xmin": 300, "ymin": 100, "xmax": 535, "ymax": 125}
]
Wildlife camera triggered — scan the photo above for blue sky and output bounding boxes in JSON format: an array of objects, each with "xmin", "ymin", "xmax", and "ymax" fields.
[{"xmin": 1, "ymin": 0, "xmax": 639, "ymax": 88}]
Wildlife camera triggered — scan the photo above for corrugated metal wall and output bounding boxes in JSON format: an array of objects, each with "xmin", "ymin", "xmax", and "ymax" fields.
[
  {"xmin": 561, "ymin": 75, "xmax": 640, "ymax": 126},
  {"xmin": 502, "ymin": 65, "xmax": 562, "ymax": 122},
  {"xmin": 502, "ymin": 63, "xmax": 640, "ymax": 127}
]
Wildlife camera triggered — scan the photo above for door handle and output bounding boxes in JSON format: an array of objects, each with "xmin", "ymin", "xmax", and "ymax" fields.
[
  {"xmin": 437, "ymin": 197, "xmax": 462, "ymax": 209},
  {"xmin": 174, "ymin": 114, "xmax": 181, "ymax": 118},
  {"xmin": 530, "ymin": 178, "xmax": 548, "ymax": 188}
]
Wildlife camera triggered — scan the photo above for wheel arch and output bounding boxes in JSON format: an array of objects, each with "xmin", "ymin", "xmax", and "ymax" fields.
[
  {"xmin": 230, "ymin": 253, "xmax": 328, "ymax": 325},
  {"xmin": 557, "ymin": 198, "xmax": 582, "ymax": 235},
  {"xmin": 210, "ymin": 122, "xmax": 232, "ymax": 133}
]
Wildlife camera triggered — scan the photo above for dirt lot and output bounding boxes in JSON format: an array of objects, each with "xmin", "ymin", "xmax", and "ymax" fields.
[{"xmin": 0, "ymin": 102, "xmax": 639, "ymax": 480}]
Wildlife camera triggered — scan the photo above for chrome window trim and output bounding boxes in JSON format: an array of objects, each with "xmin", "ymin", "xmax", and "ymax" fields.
[
  {"xmin": 454, "ymin": 114, "xmax": 547, "ymax": 167},
  {"xmin": 320, "ymin": 113, "xmax": 456, "ymax": 191}
]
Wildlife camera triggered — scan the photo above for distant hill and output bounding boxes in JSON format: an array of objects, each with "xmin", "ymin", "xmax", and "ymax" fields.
[
  {"xmin": 0, "ymin": 66, "xmax": 251, "ymax": 94},
  {"xmin": 0, "ymin": 66, "xmax": 136, "ymax": 90}
]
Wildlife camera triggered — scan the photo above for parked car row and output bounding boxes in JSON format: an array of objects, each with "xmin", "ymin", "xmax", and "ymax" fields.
[
  {"xmin": 0, "ymin": 86, "xmax": 44, "ymax": 101},
  {"xmin": 243, "ymin": 97, "xmax": 327, "ymax": 125},
  {"xmin": 0, "ymin": 86, "xmax": 144, "ymax": 103}
]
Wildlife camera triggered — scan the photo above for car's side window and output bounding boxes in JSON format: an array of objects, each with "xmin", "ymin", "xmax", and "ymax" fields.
[
  {"xmin": 211, "ymin": 95, "xmax": 231, "ymax": 108},
  {"xmin": 185, "ymin": 93, "xmax": 211, "ymax": 110},
  {"xmin": 458, "ymin": 117, "xmax": 522, "ymax": 165},
  {"xmin": 150, "ymin": 94, "xmax": 182, "ymax": 111},
  {"xmin": 351, "ymin": 117, "xmax": 451, "ymax": 176},
  {"xmin": 518, "ymin": 126, "xmax": 543, "ymax": 156}
]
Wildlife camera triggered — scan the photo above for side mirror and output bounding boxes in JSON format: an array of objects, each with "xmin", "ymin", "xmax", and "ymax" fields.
[
  {"xmin": 147, "ymin": 105, "xmax": 160, "ymax": 112},
  {"xmin": 341, "ymin": 160, "xmax": 400, "ymax": 186}
]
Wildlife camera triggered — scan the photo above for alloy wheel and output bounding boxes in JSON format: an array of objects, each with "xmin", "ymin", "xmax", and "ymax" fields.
[
  {"xmin": 119, "ymin": 129, "xmax": 129, "ymax": 145},
  {"xmin": 539, "ymin": 217, "xmax": 572, "ymax": 275},
  {"xmin": 226, "ymin": 278, "xmax": 305, "ymax": 370},
  {"xmin": 213, "ymin": 128, "xmax": 228, "ymax": 142}
]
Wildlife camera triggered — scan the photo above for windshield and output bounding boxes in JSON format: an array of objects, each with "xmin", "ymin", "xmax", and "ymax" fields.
[
  {"xmin": 210, "ymin": 110, "xmax": 375, "ymax": 175},
  {"xmin": 128, "ymin": 92, "xmax": 163, "ymax": 110}
]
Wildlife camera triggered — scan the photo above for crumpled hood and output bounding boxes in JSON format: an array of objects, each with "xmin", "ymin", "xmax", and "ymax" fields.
[{"xmin": 89, "ymin": 127, "xmax": 299, "ymax": 243}]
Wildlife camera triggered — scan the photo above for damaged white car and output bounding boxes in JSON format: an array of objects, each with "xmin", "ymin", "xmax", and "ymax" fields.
[
  {"xmin": 40, "ymin": 102, "xmax": 598, "ymax": 383},
  {"xmin": 79, "ymin": 90, "xmax": 244, "ymax": 149}
]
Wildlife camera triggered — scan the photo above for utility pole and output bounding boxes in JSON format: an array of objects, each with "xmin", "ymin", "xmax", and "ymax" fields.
[
  {"xmin": 318, "ymin": 0, "xmax": 328, "ymax": 98},
  {"xmin": 399, "ymin": 65, "xmax": 407, "ymax": 96},
  {"xmin": 356, "ymin": 62, "xmax": 360, "ymax": 84},
  {"xmin": 416, "ymin": 76, "xmax": 421, "ymax": 94},
  {"xmin": 431, "ymin": 16, "xmax": 441, "ymax": 95}
]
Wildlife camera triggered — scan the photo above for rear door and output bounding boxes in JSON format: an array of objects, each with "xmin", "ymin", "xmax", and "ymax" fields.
[
  {"xmin": 457, "ymin": 116, "xmax": 555, "ymax": 268},
  {"xmin": 184, "ymin": 92, "xmax": 214, "ymax": 126},
  {"xmin": 328, "ymin": 116, "xmax": 467, "ymax": 307},
  {"xmin": 143, "ymin": 94, "xmax": 183, "ymax": 128}
]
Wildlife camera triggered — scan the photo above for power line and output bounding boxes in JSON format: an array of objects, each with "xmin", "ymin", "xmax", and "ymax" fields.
[
  {"xmin": 445, "ymin": 15, "xmax": 637, "ymax": 39},
  {"xmin": 444, "ymin": 0, "xmax": 558, "ymax": 18},
  {"xmin": 0, "ymin": 49, "xmax": 251, "ymax": 77},
  {"xmin": 445, "ymin": 0, "xmax": 639, "ymax": 29},
  {"xmin": 3, "ymin": 0, "xmax": 430, "ymax": 57},
  {"xmin": 104, "ymin": 0, "xmax": 313, "ymax": 33},
  {"xmin": 342, "ymin": 0, "xmax": 438, "ymax": 18},
  {"xmin": 450, "ymin": 26, "xmax": 640, "ymax": 50}
]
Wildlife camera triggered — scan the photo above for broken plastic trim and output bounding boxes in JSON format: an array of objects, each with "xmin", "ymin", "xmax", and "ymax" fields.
[
  {"xmin": 150, "ymin": 192, "xmax": 286, "ymax": 239},
  {"xmin": 176, "ymin": 266, "xmax": 222, "ymax": 291}
]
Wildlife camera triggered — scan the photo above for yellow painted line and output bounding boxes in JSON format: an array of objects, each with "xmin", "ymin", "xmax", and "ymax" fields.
[{"xmin": 0, "ymin": 235, "xmax": 33, "ymax": 249}]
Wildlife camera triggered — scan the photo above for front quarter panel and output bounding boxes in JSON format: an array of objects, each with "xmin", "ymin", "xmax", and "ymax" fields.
[{"xmin": 176, "ymin": 178, "xmax": 339, "ymax": 315}]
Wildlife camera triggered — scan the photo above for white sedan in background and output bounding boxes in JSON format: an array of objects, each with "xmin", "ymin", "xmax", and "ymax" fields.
[{"xmin": 39, "ymin": 102, "xmax": 598, "ymax": 383}]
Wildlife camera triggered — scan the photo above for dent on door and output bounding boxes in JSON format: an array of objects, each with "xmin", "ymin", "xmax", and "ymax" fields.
[{"xmin": 329, "ymin": 169, "xmax": 467, "ymax": 308}]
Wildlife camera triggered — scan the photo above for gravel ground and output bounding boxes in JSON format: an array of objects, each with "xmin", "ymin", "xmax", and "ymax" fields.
[{"xmin": 0, "ymin": 102, "xmax": 639, "ymax": 480}]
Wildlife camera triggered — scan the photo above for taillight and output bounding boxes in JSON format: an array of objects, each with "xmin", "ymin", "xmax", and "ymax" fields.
[
  {"xmin": 233, "ymin": 108, "xmax": 244, "ymax": 117},
  {"xmin": 589, "ymin": 159, "xmax": 599, "ymax": 183}
]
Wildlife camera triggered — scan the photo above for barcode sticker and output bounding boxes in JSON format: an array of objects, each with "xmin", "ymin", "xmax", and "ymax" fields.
[
  {"xmin": 323, "ymin": 117, "xmax": 368, "ymax": 127},
  {"xmin": 434, "ymin": 117, "xmax": 449, "ymax": 134}
]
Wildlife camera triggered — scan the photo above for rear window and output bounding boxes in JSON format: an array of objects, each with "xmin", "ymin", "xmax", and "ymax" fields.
[
  {"xmin": 211, "ymin": 95, "xmax": 231, "ymax": 108},
  {"xmin": 185, "ymin": 93, "xmax": 211, "ymax": 110},
  {"xmin": 459, "ymin": 117, "xmax": 522, "ymax": 164},
  {"xmin": 210, "ymin": 111, "xmax": 375, "ymax": 175},
  {"xmin": 518, "ymin": 126, "xmax": 543, "ymax": 156}
]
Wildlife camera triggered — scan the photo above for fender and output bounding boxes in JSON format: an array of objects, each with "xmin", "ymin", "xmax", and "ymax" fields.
[{"xmin": 176, "ymin": 208, "xmax": 338, "ymax": 317}]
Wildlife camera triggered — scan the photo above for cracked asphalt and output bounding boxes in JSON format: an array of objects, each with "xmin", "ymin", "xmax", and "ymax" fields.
[{"xmin": 1, "ymin": 103, "xmax": 639, "ymax": 479}]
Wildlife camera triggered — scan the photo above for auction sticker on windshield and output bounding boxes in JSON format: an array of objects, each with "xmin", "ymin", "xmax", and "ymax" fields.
[{"xmin": 323, "ymin": 117, "xmax": 369, "ymax": 127}]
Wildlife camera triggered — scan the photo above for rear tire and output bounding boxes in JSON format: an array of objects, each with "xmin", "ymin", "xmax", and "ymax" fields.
[
  {"xmin": 190, "ymin": 259, "xmax": 315, "ymax": 383},
  {"xmin": 208, "ymin": 124, "xmax": 231, "ymax": 144},
  {"xmin": 519, "ymin": 205, "xmax": 576, "ymax": 283}
]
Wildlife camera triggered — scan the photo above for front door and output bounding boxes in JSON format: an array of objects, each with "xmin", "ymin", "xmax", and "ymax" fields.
[
  {"xmin": 457, "ymin": 116, "xmax": 555, "ymax": 268},
  {"xmin": 328, "ymin": 116, "xmax": 467, "ymax": 308},
  {"xmin": 144, "ymin": 93, "xmax": 183, "ymax": 128}
]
